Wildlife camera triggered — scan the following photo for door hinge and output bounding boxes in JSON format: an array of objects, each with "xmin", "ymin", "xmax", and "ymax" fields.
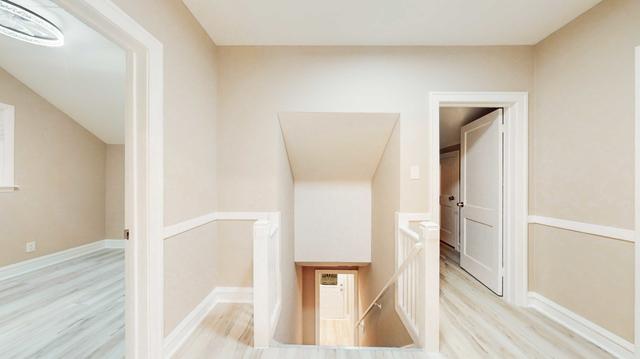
[{"xmin": 124, "ymin": 229, "xmax": 130, "ymax": 240}]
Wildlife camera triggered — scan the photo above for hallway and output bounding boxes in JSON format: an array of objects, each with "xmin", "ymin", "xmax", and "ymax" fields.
[
  {"xmin": 439, "ymin": 254, "xmax": 610, "ymax": 358},
  {"xmin": 173, "ymin": 254, "xmax": 612, "ymax": 358}
]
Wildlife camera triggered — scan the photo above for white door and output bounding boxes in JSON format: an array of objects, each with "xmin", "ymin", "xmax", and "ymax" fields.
[
  {"xmin": 440, "ymin": 151, "xmax": 460, "ymax": 250},
  {"xmin": 460, "ymin": 109, "xmax": 503, "ymax": 295},
  {"xmin": 319, "ymin": 276, "xmax": 346, "ymax": 319}
]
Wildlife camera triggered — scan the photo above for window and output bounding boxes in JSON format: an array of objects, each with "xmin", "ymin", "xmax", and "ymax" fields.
[{"xmin": 0, "ymin": 103, "xmax": 15, "ymax": 191}]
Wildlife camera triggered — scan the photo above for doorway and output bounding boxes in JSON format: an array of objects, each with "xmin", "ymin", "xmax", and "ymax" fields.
[
  {"xmin": 48, "ymin": 1, "xmax": 164, "ymax": 356},
  {"xmin": 430, "ymin": 92, "xmax": 528, "ymax": 306},
  {"xmin": 440, "ymin": 107, "xmax": 505, "ymax": 295},
  {"xmin": 315, "ymin": 269, "xmax": 358, "ymax": 346}
]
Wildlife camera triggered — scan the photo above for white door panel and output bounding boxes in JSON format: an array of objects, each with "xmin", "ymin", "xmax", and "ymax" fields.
[
  {"xmin": 319, "ymin": 276, "xmax": 347, "ymax": 319},
  {"xmin": 460, "ymin": 109, "xmax": 503, "ymax": 295},
  {"xmin": 440, "ymin": 151, "xmax": 460, "ymax": 250}
]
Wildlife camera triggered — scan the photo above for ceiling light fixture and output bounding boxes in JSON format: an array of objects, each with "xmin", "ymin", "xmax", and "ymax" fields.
[{"xmin": 0, "ymin": 0, "xmax": 63, "ymax": 47}]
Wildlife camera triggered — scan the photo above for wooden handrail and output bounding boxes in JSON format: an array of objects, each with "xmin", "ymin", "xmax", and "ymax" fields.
[{"xmin": 355, "ymin": 241, "xmax": 423, "ymax": 329}]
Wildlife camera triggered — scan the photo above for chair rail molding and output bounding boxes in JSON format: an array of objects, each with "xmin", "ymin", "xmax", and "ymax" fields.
[
  {"xmin": 528, "ymin": 215, "xmax": 634, "ymax": 242},
  {"xmin": 163, "ymin": 211, "xmax": 278, "ymax": 240}
]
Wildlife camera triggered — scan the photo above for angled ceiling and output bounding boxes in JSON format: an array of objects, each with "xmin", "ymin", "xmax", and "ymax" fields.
[
  {"xmin": 279, "ymin": 112, "xmax": 398, "ymax": 182},
  {"xmin": 183, "ymin": 0, "xmax": 601, "ymax": 46},
  {"xmin": 439, "ymin": 107, "xmax": 498, "ymax": 149},
  {"xmin": 0, "ymin": 0, "xmax": 126, "ymax": 144}
]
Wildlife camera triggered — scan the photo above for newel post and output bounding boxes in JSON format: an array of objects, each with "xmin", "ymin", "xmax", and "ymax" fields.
[
  {"xmin": 420, "ymin": 222, "xmax": 440, "ymax": 353},
  {"xmin": 253, "ymin": 220, "xmax": 271, "ymax": 348}
]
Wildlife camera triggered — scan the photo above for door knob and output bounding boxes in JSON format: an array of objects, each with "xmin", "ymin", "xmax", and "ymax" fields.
[
  {"xmin": 456, "ymin": 202, "xmax": 464, "ymax": 208},
  {"xmin": 448, "ymin": 196, "xmax": 455, "ymax": 201}
]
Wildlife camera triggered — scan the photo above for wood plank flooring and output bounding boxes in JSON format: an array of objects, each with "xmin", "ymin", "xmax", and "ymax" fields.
[
  {"xmin": 439, "ymin": 255, "xmax": 611, "ymax": 358},
  {"xmin": 319, "ymin": 318, "xmax": 353, "ymax": 346},
  {"xmin": 0, "ymin": 249, "xmax": 124, "ymax": 358},
  {"xmin": 175, "ymin": 253, "xmax": 613, "ymax": 359},
  {"xmin": 173, "ymin": 303, "xmax": 429, "ymax": 358}
]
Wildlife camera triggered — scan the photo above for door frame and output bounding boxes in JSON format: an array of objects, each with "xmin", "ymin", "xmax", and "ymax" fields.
[
  {"xmin": 634, "ymin": 45, "xmax": 639, "ymax": 355},
  {"xmin": 315, "ymin": 269, "xmax": 359, "ymax": 345},
  {"xmin": 429, "ymin": 92, "xmax": 528, "ymax": 306},
  {"xmin": 439, "ymin": 150, "xmax": 460, "ymax": 251},
  {"xmin": 54, "ymin": 1, "xmax": 164, "ymax": 358}
]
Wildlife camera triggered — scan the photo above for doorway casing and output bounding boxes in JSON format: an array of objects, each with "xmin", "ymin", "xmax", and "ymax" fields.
[
  {"xmin": 634, "ymin": 45, "xmax": 639, "ymax": 355},
  {"xmin": 314, "ymin": 269, "xmax": 359, "ymax": 345},
  {"xmin": 428, "ymin": 92, "xmax": 528, "ymax": 306},
  {"xmin": 54, "ymin": 1, "xmax": 164, "ymax": 358}
]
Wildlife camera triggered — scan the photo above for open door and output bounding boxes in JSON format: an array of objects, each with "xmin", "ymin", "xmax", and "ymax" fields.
[
  {"xmin": 440, "ymin": 151, "xmax": 460, "ymax": 250},
  {"xmin": 459, "ymin": 109, "xmax": 504, "ymax": 295}
]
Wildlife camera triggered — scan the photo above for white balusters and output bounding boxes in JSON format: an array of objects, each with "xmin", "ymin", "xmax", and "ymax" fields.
[
  {"xmin": 420, "ymin": 221, "xmax": 439, "ymax": 353},
  {"xmin": 394, "ymin": 213, "xmax": 439, "ymax": 353},
  {"xmin": 253, "ymin": 214, "xmax": 281, "ymax": 349}
]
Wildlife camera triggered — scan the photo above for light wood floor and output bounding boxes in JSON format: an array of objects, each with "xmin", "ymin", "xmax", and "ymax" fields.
[
  {"xmin": 175, "ymin": 252, "xmax": 613, "ymax": 359},
  {"xmin": 319, "ymin": 318, "xmax": 354, "ymax": 346},
  {"xmin": 439, "ymin": 253, "xmax": 611, "ymax": 358},
  {"xmin": 0, "ymin": 249, "xmax": 124, "ymax": 358}
]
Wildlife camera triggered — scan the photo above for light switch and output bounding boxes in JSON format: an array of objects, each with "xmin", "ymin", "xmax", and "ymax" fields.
[{"xmin": 410, "ymin": 165, "xmax": 420, "ymax": 180}]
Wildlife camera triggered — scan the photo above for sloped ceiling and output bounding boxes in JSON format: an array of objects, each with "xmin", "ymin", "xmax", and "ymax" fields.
[
  {"xmin": 0, "ymin": 0, "xmax": 126, "ymax": 144},
  {"xmin": 279, "ymin": 112, "xmax": 398, "ymax": 181},
  {"xmin": 183, "ymin": 0, "xmax": 601, "ymax": 46}
]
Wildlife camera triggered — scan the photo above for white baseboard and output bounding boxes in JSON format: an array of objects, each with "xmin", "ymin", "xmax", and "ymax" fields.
[
  {"xmin": 104, "ymin": 239, "xmax": 126, "ymax": 248},
  {"xmin": 0, "ymin": 239, "xmax": 123, "ymax": 280},
  {"xmin": 527, "ymin": 292, "xmax": 634, "ymax": 358},
  {"xmin": 215, "ymin": 286, "xmax": 253, "ymax": 303},
  {"xmin": 164, "ymin": 286, "xmax": 253, "ymax": 358}
]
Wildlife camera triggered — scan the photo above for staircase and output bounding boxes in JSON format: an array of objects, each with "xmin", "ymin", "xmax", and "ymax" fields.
[{"xmin": 252, "ymin": 213, "xmax": 441, "ymax": 354}]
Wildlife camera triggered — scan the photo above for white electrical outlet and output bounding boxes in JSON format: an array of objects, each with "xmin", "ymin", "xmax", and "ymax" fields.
[{"xmin": 25, "ymin": 241, "xmax": 36, "ymax": 253}]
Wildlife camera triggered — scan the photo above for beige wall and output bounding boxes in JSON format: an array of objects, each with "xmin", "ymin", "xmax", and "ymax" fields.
[
  {"xmin": 111, "ymin": 0, "xmax": 219, "ymax": 333},
  {"xmin": 530, "ymin": 0, "xmax": 639, "ymax": 342},
  {"xmin": 217, "ymin": 46, "xmax": 533, "ymax": 216},
  {"xmin": 294, "ymin": 181, "xmax": 372, "ymax": 263},
  {"xmin": 274, "ymin": 125, "xmax": 303, "ymax": 343},
  {"xmin": 364, "ymin": 122, "xmax": 412, "ymax": 347},
  {"xmin": 105, "ymin": 144, "xmax": 124, "ymax": 239},
  {"xmin": 217, "ymin": 45, "xmax": 533, "ymax": 343},
  {"xmin": 0, "ymin": 68, "xmax": 106, "ymax": 267}
]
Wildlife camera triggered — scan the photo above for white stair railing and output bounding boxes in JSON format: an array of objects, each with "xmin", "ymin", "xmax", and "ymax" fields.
[
  {"xmin": 252, "ymin": 213, "xmax": 281, "ymax": 348},
  {"xmin": 354, "ymin": 213, "xmax": 439, "ymax": 353},
  {"xmin": 394, "ymin": 213, "xmax": 439, "ymax": 353}
]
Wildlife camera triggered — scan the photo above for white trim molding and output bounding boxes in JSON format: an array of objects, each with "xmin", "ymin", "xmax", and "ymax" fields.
[
  {"xmin": 528, "ymin": 215, "xmax": 635, "ymax": 243},
  {"xmin": 634, "ymin": 45, "xmax": 640, "ymax": 354},
  {"xmin": 0, "ymin": 239, "xmax": 126, "ymax": 280},
  {"xmin": 0, "ymin": 103, "xmax": 15, "ymax": 191},
  {"xmin": 528, "ymin": 292, "xmax": 634, "ymax": 358},
  {"xmin": 428, "ymin": 92, "xmax": 529, "ymax": 307},
  {"xmin": 53, "ymin": 1, "xmax": 166, "ymax": 357},
  {"xmin": 163, "ymin": 287, "xmax": 253, "ymax": 358},
  {"xmin": 164, "ymin": 211, "xmax": 277, "ymax": 240}
]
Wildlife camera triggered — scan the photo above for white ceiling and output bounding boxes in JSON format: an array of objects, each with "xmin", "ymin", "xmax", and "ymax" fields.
[
  {"xmin": 0, "ymin": 0, "xmax": 126, "ymax": 144},
  {"xmin": 279, "ymin": 112, "xmax": 398, "ymax": 181},
  {"xmin": 440, "ymin": 107, "xmax": 497, "ymax": 149},
  {"xmin": 183, "ymin": 0, "xmax": 601, "ymax": 46}
]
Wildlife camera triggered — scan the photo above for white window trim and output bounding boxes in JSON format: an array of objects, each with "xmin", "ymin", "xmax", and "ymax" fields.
[{"xmin": 0, "ymin": 103, "xmax": 16, "ymax": 192}]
